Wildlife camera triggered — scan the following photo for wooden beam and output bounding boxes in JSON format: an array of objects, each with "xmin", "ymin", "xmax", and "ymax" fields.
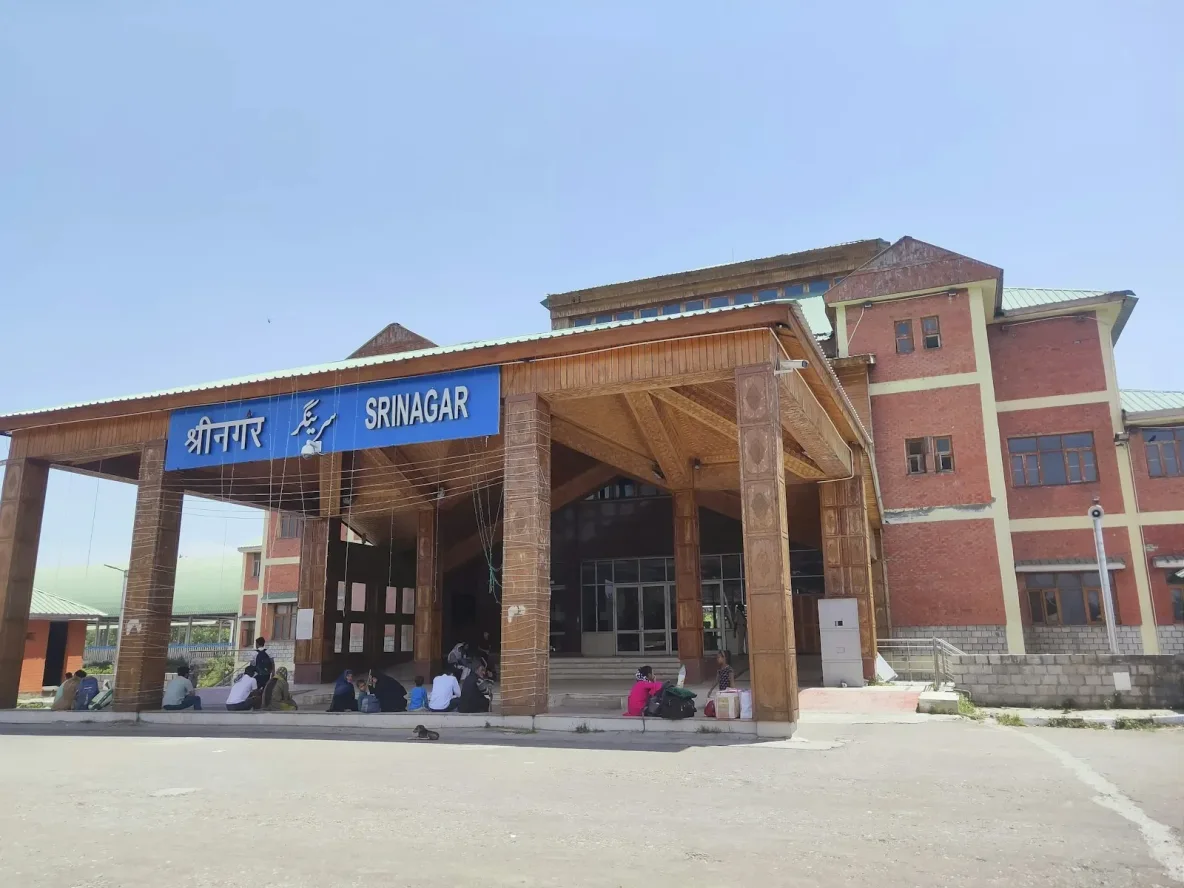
[
  {"xmin": 695, "ymin": 489, "xmax": 741, "ymax": 521},
  {"xmin": 550, "ymin": 416, "xmax": 665, "ymax": 487},
  {"xmin": 366, "ymin": 447, "xmax": 431, "ymax": 504},
  {"xmin": 544, "ymin": 367, "xmax": 735, "ymax": 401},
  {"xmin": 777, "ymin": 370, "xmax": 852, "ymax": 478},
  {"xmin": 623, "ymin": 392, "xmax": 690, "ymax": 488}
]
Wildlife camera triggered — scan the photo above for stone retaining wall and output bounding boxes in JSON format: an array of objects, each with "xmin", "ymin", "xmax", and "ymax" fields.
[
  {"xmin": 890, "ymin": 625, "xmax": 1007, "ymax": 653},
  {"xmin": 1158, "ymin": 626, "xmax": 1184, "ymax": 656},
  {"xmin": 949, "ymin": 653, "xmax": 1184, "ymax": 708},
  {"xmin": 1023, "ymin": 625, "xmax": 1143, "ymax": 655}
]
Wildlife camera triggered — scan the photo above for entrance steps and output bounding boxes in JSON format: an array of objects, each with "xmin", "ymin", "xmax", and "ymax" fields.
[{"xmin": 548, "ymin": 655, "xmax": 682, "ymax": 683}]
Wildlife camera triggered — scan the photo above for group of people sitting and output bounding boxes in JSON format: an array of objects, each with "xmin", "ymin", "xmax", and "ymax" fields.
[
  {"xmin": 625, "ymin": 650, "xmax": 736, "ymax": 717},
  {"xmin": 326, "ymin": 660, "xmax": 494, "ymax": 715},
  {"xmin": 51, "ymin": 670, "xmax": 103, "ymax": 711}
]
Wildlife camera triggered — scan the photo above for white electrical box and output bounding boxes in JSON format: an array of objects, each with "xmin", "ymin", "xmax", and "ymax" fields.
[{"xmin": 818, "ymin": 597, "xmax": 865, "ymax": 688}]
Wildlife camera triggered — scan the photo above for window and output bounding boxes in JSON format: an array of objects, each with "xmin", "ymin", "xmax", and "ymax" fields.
[
  {"xmin": 756, "ymin": 289, "xmax": 779, "ymax": 302},
  {"xmin": 272, "ymin": 604, "xmax": 295, "ymax": 641},
  {"xmin": 239, "ymin": 620, "xmax": 256, "ymax": 648},
  {"xmin": 906, "ymin": 438, "xmax": 928, "ymax": 474},
  {"xmin": 249, "ymin": 552, "xmax": 261, "ymax": 579},
  {"xmin": 895, "ymin": 320, "xmax": 915, "ymax": 354},
  {"xmin": 614, "ymin": 310, "xmax": 635, "ymax": 321},
  {"xmin": 1172, "ymin": 585, "xmax": 1184, "ymax": 623},
  {"xmin": 572, "ymin": 316, "xmax": 592, "ymax": 326},
  {"xmin": 1025, "ymin": 572, "xmax": 1112, "ymax": 625},
  {"xmin": 708, "ymin": 296, "xmax": 730, "ymax": 308},
  {"xmin": 733, "ymin": 293, "xmax": 754, "ymax": 305},
  {"xmin": 921, "ymin": 316, "xmax": 941, "ymax": 349},
  {"xmin": 594, "ymin": 314, "xmax": 613, "ymax": 324},
  {"xmin": 1145, "ymin": 427, "xmax": 1184, "ymax": 478},
  {"xmin": 639, "ymin": 307, "xmax": 659, "ymax": 318},
  {"xmin": 684, "ymin": 299, "xmax": 704, "ymax": 311},
  {"xmin": 934, "ymin": 436, "xmax": 955, "ymax": 473},
  {"xmin": 1009, "ymin": 433, "xmax": 1098, "ymax": 487},
  {"xmin": 661, "ymin": 304, "xmax": 681, "ymax": 315},
  {"xmin": 278, "ymin": 514, "xmax": 302, "ymax": 539}
]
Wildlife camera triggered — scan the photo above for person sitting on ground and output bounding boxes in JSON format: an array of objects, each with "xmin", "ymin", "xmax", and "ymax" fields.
[
  {"xmin": 625, "ymin": 665, "xmax": 664, "ymax": 717},
  {"xmin": 715, "ymin": 650, "xmax": 735, "ymax": 692},
  {"xmin": 328, "ymin": 669, "xmax": 359, "ymax": 712},
  {"xmin": 73, "ymin": 670, "xmax": 100, "ymax": 710},
  {"xmin": 408, "ymin": 676, "xmax": 429, "ymax": 712},
  {"xmin": 52, "ymin": 672, "xmax": 81, "ymax": 712},
  {"xmin": 357, "ymin": 675, "xmax": 380, "ymax": 713},
  {"xmin": 428, "ymin": 666, "xmax": 462, "ymax": 712},
  {"xmin": 252, "ymin": 637, "xmax": 274, "ymax": 690},
  {"xmin": 446, "ymin": 641, "xmax": 468, "ymax": 671},
  {"xmin": 263, "ymin": 666, "xmax": 297, "ymax": 711},
  {"xmin": 368, "ymin": 670, "xmax": 408, "ymax": 713},
  {"xmin": 226, "ymin": 665, "xmax": 262, "ymax": 712},
  {"xmin": 457, "ymin": 662, "xmax": 492, "ymax": 714},
  {"xmin": 52, "ymin": 672, "xmax": 73, "ymax": 708},
  {"xmin": 163, "ymin": 664, "xmax": 202, "ymax": 711}
]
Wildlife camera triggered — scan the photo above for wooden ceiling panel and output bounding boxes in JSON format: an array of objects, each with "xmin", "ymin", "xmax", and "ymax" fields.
[{"xmin": 550, "ymin": 395, "xmax": 650, "ymax": 456}]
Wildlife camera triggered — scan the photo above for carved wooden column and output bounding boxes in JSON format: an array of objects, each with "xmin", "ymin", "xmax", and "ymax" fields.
[
  {"xmin": 673, "ymin": 489, "xmax": 709, "ymax": 682},
  {"xmin": 500, "ymin": 393, "xmax": 551, "ymax": 716},
  {"xmin": 114, "ymin": 441, "xmax": 183, "ymax": 712},
  {"xmin": 820, "ymin": 447, "xmax": 877, "ymax": 678},
  {"xmin": 0, "ymin": 457, "xmax": 50, "ymax": 708},
  {"xmin": 294, "ymin": 516, "xmax": 333, "ymax": 684},
  {"xmin": 735, "ymin": 364, "xmax": 799, "ymax": 723},
  {"xmin": 413, "ymin": 505, "xmax": 442, "ymax": 679}
]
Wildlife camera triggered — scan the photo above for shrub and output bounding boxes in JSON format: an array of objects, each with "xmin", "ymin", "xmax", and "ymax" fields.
[
  {"xmin": 197, "ymin": 655, "xmax": 236, "ymax": 688},
  {"xmin": 83, "ymin": 661, "xmax": 114, "ymax": 674},
  {"xmin": 995, "ymin": 712, "xmax": 1025, "ymax": 727}
]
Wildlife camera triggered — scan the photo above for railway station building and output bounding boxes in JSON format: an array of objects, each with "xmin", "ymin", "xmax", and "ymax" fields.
[{"xmin": 1, "ymin": 236, "xmax": 1181, "ymax": 723}]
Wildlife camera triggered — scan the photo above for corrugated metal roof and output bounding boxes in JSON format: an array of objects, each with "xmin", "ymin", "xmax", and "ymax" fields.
[
  {"xmin": 1001, "ymin": 288, "xmax": 1107, "ymax": 310},
  {"xmin": 29, "ymin": 589, "xmax": 106, "ymax": 619},
  {"xmin": 0, "ymin": 299, "xmax": 824, "ymax": 422},
  {"xmin": 1120, "ymin": 390, "xmax": 1184, "ymax": 414}
]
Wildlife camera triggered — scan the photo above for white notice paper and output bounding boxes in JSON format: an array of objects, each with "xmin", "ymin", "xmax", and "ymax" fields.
[
  {"xmin": 402, "ymin": 587, "xmax": 416, "ymax": 615},
  {"xmin": 401, "ymin": 623, "xmax": 414, "ymax": 652},
  {"xmin": 333, "ymin": 622, "xmax": 343, "ymax": 653},
  {"xmin": 383, "ymin": 625, "xmax": 396, "ymax": 652},
  {"xmin": 295, "ymin": 608, "xmax": 314, "ymax": 640},
  {"xmin": 349, "ymin": 623, "xmax": 364, "ymax": 653},
  {"xmin": 385, "ymin": 587, "xmax": 398, "ymax": 614},
  {"xmin": 336, "ymin": 581, "xmax": 346, "ymax": 612},
  {"xmin": 351, "ymin": 582, "xmax": 366, "ymax": 612}
]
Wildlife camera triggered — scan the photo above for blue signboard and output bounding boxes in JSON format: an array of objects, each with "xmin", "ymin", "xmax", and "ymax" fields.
[{"xmin": 165, "ymin": 366, "xmax": 500, "ymax": 471}]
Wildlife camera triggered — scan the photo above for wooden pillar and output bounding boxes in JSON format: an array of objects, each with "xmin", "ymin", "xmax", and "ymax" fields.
[
  {"xmin": 735, "ymin": 364, "xmax": 799, "ymax": 724},
  {"xmin": 820, "ymin": 448, "xmax": 877, "ymax": 678},
  {"xmin": 114, "ymin": 442, "xmax": 183, "ymax": 712},
  {"xmin": 413, "ymin": 505, "xmax": 442, "ymax": 679},
  {"xmin": 0, "ymin": 457, "xmax": 50, "ymax": 708},
  {"xmin": 500, "ymin": 393, "xmax": 551, "ymax": 716},
  {"xmin": 673, "ymin": 489, "xmax": 709, "ymax": 682},
  {"xmin": 294, "ymin": 516, "xmax": 332, "ymax": 684}
]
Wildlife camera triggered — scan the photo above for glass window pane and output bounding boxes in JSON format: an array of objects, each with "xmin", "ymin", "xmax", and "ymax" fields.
[
  {"xmin": 684, "ymin": 300, "xmax": 704, "ymax": 311},
  {"xmin": 1043, "ymin": 589, "xmax": 1059, "ymax": 622},
  {"xmin": 1082, "ymin": 571, "xmax": 1101, "ymax": 585},
  {"xmin": 582, "ymin": 586, "xmax": 597, "ymax": 632},
  {"xmin": 723, "ymin": 579, "xmax": 744, "ymax": 608},
  {"xmin": 616, "ymin": 633, "xmax": 640, "ymax": 652},
  {"xmin": 643, "ymin": 633, "xmax": 669, "ymax": 652},
  {"xmin": 935, "ymin": 437, "xmax": 952, "ymax": 453},
  {"xmin": 708, "ymin": 296, "xmax": 730, "ymax": 308},
  {"xmin": 594, "ymin": 314, "xmax": 613, "ymax": 324},
  {"xmin": 721, "ymin": 554, "xmax": 743, "ymax": 578},
  {"xmin": 1040, "ymin": 452, "xmax": 1068, "ymax": 485},
  {"xmin": 757, "ymin": 289, "xmax": 779, "ymax": 301},
  {"xmin": 597, "ymin": 586, "xmax": 613, "ymax": 632},
  {"xmin": 1038, "ymin": 436, "xmax": 1063, "ymax": 452},
  {"xmin": 614, "ymin": 310, "xmax": 635, "ymax": 321},
  {"xmin": 700, "ymin": 555, "xmax": 723, "ymax": 580},
  {"xmin": 667, "ymin": 558, "xmax": 675, "ymax": 579},
  {"xmin": 1028, "ymin": 589, "xmax": 1045, "ymax": 622},
  {"xmin": 1011, "ymin": 455, "xmax": 1027, "ymax": 486},
  {"xmin": 1067, "ymin": 451, "xmax": 1082, "ymax": 483},
  {"xmin": 640, "ymin": 558, "xmax": 667, "ymax": 582},
  {"xmin": 1024, "ymin": 453, "xmax": 1040, "ymax": 484},
  {"xmin": 1061, "ymin": 433, "xmax": 1093, "ymax": 448},
  {"xmin": 1057, "ymin": 572, "xmax": 1081, "ymax": 589},
  {"xmin": 1087, "ymin": 589, "xmax": 1104, "ymax": 622},
  {"xmin": 702, "ymin": 582, "xmax": 720, "ymax": 605},
  {"xmin": 597, "ymin": 562, "xmax": 614, "ymax": 584},
  {"xmin": 573, "ymin": 317, "xmax": 592, "ymax": 326},
  {"xmin": 639, "ymin": 307, "xmax": 659, "ymax": 318},
  {"xmin": 733, "ymin": 293, "xmax": 753, "ymax": 305},
  {"xmin": 581, "ymin": 562, "xmax": 595, "ymax": 584},
  {"xmin": 907, "ymin": 439, "xmax": 927, "ymax": 457},
  {"xmin": 616, "ymin": 589, "xmax": 639, "ymax": 630},
  {"xmin": 661, "ymin": 304, "xmax": 681, "ymax": 315},
  {"xmin": 1080, "ymin": 449, "xmax": 1097, "ymax": 482},
  {"xmin": 614, "ymin": 559, "xmax": 639, "ymax": 583},
  {"xmin": 1025, "ymin": 573, "xmax": 1055, "ymax": 588},
  {"xmin": 1061, "ymin": 588, "xmax": 1086, "ymax": 625},
  {"xmin": 1161, "ymin": 447, "xmax": 1178, "ymax": 476},
  {"xmin": 1009, "ymin": 437, "xmax": 1038, "ymax": 453},
  {"xmin": 1170, "ymin": 589, "xmax": 1183, "ymax": 621},
  {"xmin": 642, "ymin": 587, "xmax": 667, "ymax": 630},
  {"xmin": 808, "ymin": 280, "xmax": 830, "ymax": 294}
]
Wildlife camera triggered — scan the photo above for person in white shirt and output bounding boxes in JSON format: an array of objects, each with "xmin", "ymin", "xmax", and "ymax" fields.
[
  {"xmin": 225, "ymin": 665, "xmax": 260, "ymax": 712},
  {"xmin": 428, "ymin": 668, "xmax": 462, "ymax": 712},
  {"xmin": 162, "ymin": 664, "xmax": 202, "ymax": 711}
]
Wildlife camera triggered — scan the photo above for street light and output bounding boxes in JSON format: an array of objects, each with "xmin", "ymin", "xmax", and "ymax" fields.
[{"xmin": 1088, "ymin": 500, "xmax": 1120, "ymax": 654}]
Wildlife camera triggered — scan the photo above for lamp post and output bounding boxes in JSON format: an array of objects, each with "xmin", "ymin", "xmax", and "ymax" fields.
[{"xmin": 1087, "ymin": 500, "xmax": 1120, "ymax": 654}]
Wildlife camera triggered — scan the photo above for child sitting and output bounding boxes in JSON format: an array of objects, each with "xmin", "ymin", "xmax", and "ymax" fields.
[{"xmin": 408, "ymin": 675, "xmax": 429, "ymax": 711}]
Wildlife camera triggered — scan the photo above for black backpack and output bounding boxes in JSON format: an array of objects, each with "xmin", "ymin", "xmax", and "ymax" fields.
[{"xmin": 654, "ymin": 683, "xmax": 697, "ymax": 720}]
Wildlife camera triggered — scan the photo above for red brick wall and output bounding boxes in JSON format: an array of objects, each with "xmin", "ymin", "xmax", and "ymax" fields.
[
  {"xmin": 871, "ymin": 386, "xmax": 992, "ymax": 509},
  {"xmin": 988, "ymin": 314, "xmax": 1107, "ymax": 402},
  {"xmin": 882, "ymin": 519, "xmax": 1005, "ymax": 625},
  {"xmin": 19, "ymin": 620, "xmax": 49, "ymax": 694},
  {"xmin": 1141, "ymin": 524, "xmax": 1184, "ymax": 624},
  {"xmin": 241, "ymin": 593, "xmax": 258, "ymax": 618},
  {"xmin": 848, "ymin": 290, "xmax": 976, "ymax": 384},
  {"xmin": 998, "ymin": 402, "xmax": 1122, "ymax": 519},
  {"xmin": 267, "ymin": 513, "xmax": 303, "ymax": 559},
  {"xmin": 1011, "ymin": 528, "xmax": 1140, "ymax": 626},
  {"xmin": 265, "ymin": 563, "xmax": 300, "ymax": 594},
  {"xmin": 242, "ymin": 552, "xmax": 260, "ymax": 592},
  {"xmin": 1128, "ymin": 428, "xmax": 1184, "ymax": 514}
]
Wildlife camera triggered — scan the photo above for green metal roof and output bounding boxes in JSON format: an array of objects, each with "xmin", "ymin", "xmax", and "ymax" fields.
[
  {"xmin": 1120, "ymin": 390, "xmax": 1184, "ymax": 414},
  {"xmin": 29, "ymin": 589, "xmax": 106, "ymax": 620},
  {"xmin": 0, "ymin": 300, "xmax": 825, "ymax": 422},
  {"xmin": 1001, "ymin": 288, "xmax": 1108, "ymax": 310},
  {"xmin": 32, "ymin": 557, "xmax": 243, "ymax": 617}
]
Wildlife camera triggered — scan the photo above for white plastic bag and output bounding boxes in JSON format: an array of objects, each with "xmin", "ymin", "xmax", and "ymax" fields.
[{"xmin": 738, "ymin": 689, "xmax": 753, "ymax": 720}]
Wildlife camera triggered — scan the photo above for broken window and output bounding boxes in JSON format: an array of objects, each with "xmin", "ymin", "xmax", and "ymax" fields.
[
  {"xmin": 1024, "ymin": 572, "xmax": 1112, "ymax": 625},
  {"xmin": 906, "ymin": 438, "xmax": 928, "ymax": 474},
  {"xmin": 921, "ymin": 315, "xmax": 942, "ymax": 349},
  {"xmin": 934, "ymin": 436, "xmax": 955, "ymax": 473},
  {"xmin": 895, "ymin": 320, "xmax": 915, "ymax": 354}
]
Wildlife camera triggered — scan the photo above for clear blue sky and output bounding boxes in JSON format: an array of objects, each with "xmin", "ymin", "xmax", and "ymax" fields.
[{"xmin": 1, "ymin": 3, "xmax": 1181, "ymax": 577}]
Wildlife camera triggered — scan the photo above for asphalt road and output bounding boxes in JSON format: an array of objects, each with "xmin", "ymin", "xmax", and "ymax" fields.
[{"xmin": 0, "ymin": 720, "xmax": 1180, "ymax": 887}]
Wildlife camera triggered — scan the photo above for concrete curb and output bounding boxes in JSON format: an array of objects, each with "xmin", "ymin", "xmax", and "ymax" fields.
[
  {"xmin": 988, "ymin": 712, "xmax": 1184, "ymax": 728},
  {"xmin": 0, "ymin": 709, "xmax": 792, "ymax": 737}
]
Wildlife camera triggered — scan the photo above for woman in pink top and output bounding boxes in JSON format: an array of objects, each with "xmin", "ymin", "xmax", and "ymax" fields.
[{"xmin": 625, "ymin": 665, "xmax": 664, "ymax": 717}]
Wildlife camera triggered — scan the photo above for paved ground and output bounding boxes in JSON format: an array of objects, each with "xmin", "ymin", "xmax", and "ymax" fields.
[{"xmin": 0, "ymin": 720, "xmax": 1180, "ymax": 887}]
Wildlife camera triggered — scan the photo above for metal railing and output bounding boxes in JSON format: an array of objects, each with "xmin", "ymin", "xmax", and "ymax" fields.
[
  {"xmin": 876, "ymin": 638, "xmax": 966, "ymax": 687},
  {"xmin": 84, "ymin": 643, "xmax": 237, "ymax": 665}
]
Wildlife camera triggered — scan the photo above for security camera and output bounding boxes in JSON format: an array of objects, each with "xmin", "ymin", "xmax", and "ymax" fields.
[
  {"xmin": 775, "ymin": 359, "xmax": 809, "ymax": 375},
  {"xmin": 1088, "ymin": 504, "xmax": 1105, "ymax": 521}
]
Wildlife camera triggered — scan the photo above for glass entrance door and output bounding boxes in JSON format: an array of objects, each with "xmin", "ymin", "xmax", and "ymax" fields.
[{"xmin": 615, "ymin": 583, "xmax": 674, "ymax": 654}]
